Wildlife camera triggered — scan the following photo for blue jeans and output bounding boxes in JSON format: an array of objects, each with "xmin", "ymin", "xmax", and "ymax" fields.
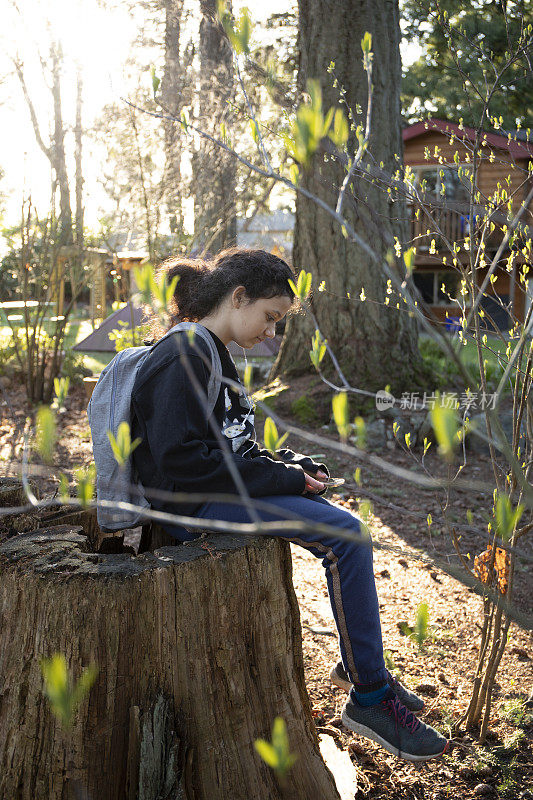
[{"xmin": 162, "ymin": 493, "xmax": 387, "ymax": 686}]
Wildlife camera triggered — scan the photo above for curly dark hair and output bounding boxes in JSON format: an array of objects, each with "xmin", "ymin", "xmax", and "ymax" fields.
[{"xmin": 150, "ymin": 247, "xmax": 301, "ymax": 336}]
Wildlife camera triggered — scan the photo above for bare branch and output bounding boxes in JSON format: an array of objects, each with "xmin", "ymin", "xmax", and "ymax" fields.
[{"xmin": 12, "ymin": 58, "xmax": 51, "ymax": 162}]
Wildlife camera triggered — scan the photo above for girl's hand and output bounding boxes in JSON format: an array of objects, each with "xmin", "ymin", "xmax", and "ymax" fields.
[{"xmin": 303, "ymin": 470, "xmax": 327, "ymax": 494}]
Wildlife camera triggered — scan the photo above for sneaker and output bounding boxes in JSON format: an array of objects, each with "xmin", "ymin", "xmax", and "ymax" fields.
[
  {"xmin": 341, "ymin": 689, "xmax": 448, "ymax": 762},
  {"xmin": 330, "ymin": 661, "xmax": 425, "ymax": 712}
]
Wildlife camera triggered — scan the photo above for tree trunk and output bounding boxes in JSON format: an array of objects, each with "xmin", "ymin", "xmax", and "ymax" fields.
[
  {"xmin": 51, "ymin": 42, "xmax": 73, "ymax": 248},
  {"xmin": 71, "ymin": 68, "xmax": 84, "ymax": 312},
  {"xmin": 271, "ymin": 0, "xmax": 424, "ymax": 394},
  {"xmin": 162, "ymin": 0, "xmax": 184, "ymax": 233},
  {"xmin": 74, "ymin": 69, "xmax": 84, "ymax": 255},
  {"xmin": 192, "ymin": 0, "xmax": 237, "ymax": 253},
  {"xmin": 0, "ymin": 526, "xmax": 340, "ymax": 800},
  {"xmin": 130, "ymin": 107, "xmax": 156, "ymax": 263},
  {"xmin": 14, "ymin": 44, "xmax": 73, "ymax": 248}
]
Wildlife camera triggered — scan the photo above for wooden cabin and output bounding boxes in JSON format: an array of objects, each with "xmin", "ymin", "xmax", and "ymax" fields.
[
  {"xmin": 90, "ymin": 250, "xmax": 148, "ymax": 326},
  {"xmin": 403, "ymin": 119, "xmax": 533, "ymax": 331}
]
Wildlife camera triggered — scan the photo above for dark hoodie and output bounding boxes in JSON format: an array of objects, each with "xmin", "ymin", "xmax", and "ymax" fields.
[{"xmin": 131, "ymin": 326, "xmax": 329, "ymax": 516}]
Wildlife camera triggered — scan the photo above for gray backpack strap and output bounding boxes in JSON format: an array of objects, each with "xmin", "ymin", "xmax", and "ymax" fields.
[{"xmin": 163, "ymin": 322, "xmax": 223, "ymax": 418}]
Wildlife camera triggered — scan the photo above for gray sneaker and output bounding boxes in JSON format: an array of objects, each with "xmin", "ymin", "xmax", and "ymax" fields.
[
  {"xmin": 341, "ymin": 689, "xmax": 448, "ymax": 762},
  {"xmin": 330, "ymin": 661, "xmax": 425, "ymax": 712}
]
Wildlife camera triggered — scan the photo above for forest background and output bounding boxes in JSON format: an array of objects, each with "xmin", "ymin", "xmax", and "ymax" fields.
[{"xmin": 0, "ymin": 0, "xmax": 432, "ymax": 255}]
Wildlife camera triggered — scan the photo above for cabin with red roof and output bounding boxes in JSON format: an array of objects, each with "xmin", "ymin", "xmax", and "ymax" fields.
[{"xmin": 403, "ymin": 119, "xmax": 533, "ymax": 331}]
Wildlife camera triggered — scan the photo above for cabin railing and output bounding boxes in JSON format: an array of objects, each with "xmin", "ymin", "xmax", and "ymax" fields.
[{"xmin": 408, "ymin": 200, "xmax": 517, "ymax": 253}]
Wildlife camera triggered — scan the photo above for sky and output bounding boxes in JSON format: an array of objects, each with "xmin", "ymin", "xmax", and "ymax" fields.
[
  {"xmin": 0, "ymin": 0, "xmax": 421, "ymax": 235},
  {"xmin": 0, "ymin": 0, "xmax": 138, "ymax": 228}
]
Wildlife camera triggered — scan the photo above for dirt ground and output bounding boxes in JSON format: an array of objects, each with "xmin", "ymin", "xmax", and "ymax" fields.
[{"xmin": 1, "ymin": 380, "xmax": 532, "ymax": 800}]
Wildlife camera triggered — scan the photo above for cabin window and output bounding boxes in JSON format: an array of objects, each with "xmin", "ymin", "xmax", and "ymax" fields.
[
  {"xmin": 413, "ymin": 272, "xmax": 434, "ymax": 304},
  {"xmin": 436, "ymin": 271, "xmax": 461, "ymax": 304},
  {"xmin": 413, "ymin": 167, "xmax": 470, "ymax": 203},
  {"xmin": 413, "ymin": 270, "xmax": 462, "ymax": 305}
]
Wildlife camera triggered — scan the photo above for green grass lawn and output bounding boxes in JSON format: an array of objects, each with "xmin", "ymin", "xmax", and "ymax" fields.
[
  {"xmin": 460, "ymin": 334, "xmax": 509, "ymax": 370},
  {"xmin": 1, "ymin": 314, "xmax": 90, "ymax": 346},
  {"xmin": 0, "ymin": 313, "xmax": 115, "ymax": 376},
  {"xmin": 82, "ymin": 351, "xmax": 115, "ymax": 374},
  {"xmin": 419, "ymin": 331, "xmax": 521, "ymax": 395}
]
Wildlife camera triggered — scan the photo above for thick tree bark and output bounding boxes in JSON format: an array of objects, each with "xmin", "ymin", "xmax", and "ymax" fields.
[
  {"xmin": 271, "ymin": 0, "xmax": 424, "ymax": 394},
  {"xmin": 192, "ymin": 0, "xmax": 237, "ymax": 253},
  {"xmin": 0, "ymin": 526, "xmax": 340, "ymax": 800},
  {"xmin": 162, "ymin": 0, "xmax": 185, "ymax": 233}
]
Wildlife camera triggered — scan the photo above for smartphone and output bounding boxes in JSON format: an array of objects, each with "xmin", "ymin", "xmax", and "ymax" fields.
[{"xmin": 319, "ymin": 477, "xmax": 346, "ymax": 488}]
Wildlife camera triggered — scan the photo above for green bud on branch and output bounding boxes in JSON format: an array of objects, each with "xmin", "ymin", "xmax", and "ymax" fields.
[
  {"xmin": 35, "ymin": 406, "xmax": 56, "ymax": 465},
  {"xmin": 254, "ymin": 717, "xmax": 298, "ymax": 782},
  {"xmin": 107, "ymin": 421, "xmax": 142, "ymax": 468},
  {"xmin": 263, "ymin": 417, "xmax": 289, "ymax": 454},
  {"xmin": 41, "ymin": 654, "xmax": 98, "ymax": 729}
]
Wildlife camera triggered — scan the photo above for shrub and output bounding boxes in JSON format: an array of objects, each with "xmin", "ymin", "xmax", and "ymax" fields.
[
  {"xmin": 108, "ymin": 321, "xmax": 152, "ymax": 352},
  {"xmin": 291, "ymin": 394, "xmax": 319, "ymax": 426},
  {"xmin": 60, "ymin": 351, "xmax": 92, "ymax": 384}
]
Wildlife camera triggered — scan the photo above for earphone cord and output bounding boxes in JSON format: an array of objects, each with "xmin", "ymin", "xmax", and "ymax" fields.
[{"xmin": 239, "ymin": 345, "xmax": 257, "ymax": 457}]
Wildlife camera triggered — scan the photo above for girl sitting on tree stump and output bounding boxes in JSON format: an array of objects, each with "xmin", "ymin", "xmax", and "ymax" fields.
[{"xmin": 131, "ymin": 247, "xmax": 448, "ymax": 762}]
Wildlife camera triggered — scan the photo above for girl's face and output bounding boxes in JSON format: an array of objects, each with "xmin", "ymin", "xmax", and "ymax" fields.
[{"xmin": 231, "ymin": 288, "xmax": 293, "ymax": 349}]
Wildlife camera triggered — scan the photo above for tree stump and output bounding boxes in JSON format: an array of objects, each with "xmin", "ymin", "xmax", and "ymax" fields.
[
  {"xmin": 2, "ymin": 503, "xmax": 125, "ymax": 553},
  {"xmin": 138, "ymin": 521, "xmax": 178, "ymax": 552},
  {"xmin": 26, "ymin": 506, "xmax": 102, "ymax": 549},
  {"xmin": 0, "ymin": 479, "xmax": 40, "ymax": 541},
  {"xmin": 0, "ymin": 525, "xmax": 340, "ymax": 800},
  {"xmin": 0, "ymin": 478, "xmax": 26, "ymax": 507}
]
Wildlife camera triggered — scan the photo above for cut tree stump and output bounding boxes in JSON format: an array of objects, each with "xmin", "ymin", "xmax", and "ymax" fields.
[
  {"xmin": 2, "ymin": 503, "xmax": 127, "ymax": 553},
  {"xmin": 0, "ymin": 478, "xmax": 26, "ymax": 507},
  {"xmin": 28, "ymin": 506, "xmax": 102, "ymax": 549},
  {"xmin": 0, "ymin": 479, "xmax": 40, "ymax": 541},
  {"xmin": 138, "ymin": 520, "xmax": 178, "ymax": 552},
  {"xmin": 0, "ymin": 525, "xmax": 341, "ymax": 800}
]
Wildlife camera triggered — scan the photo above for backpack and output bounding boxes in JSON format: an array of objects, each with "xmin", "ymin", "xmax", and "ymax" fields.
[{"xmin": 87, "ymin": 321, "xmax": 223, "ymax": 532}]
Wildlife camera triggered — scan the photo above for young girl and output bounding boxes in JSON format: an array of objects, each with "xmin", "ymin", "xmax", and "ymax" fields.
[{"xmin": 130, "ymin": 247, "xmax": 448, "ymax": 762}]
